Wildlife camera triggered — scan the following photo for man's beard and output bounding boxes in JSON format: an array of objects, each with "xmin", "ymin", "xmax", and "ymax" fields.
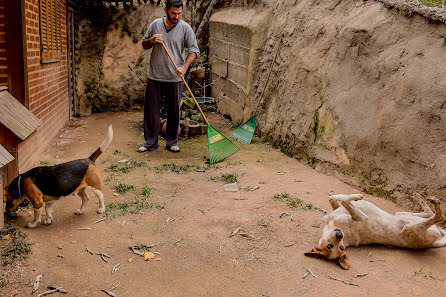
[{"xmin": 167, "ymin": 13, "xmax": 179, "ymax": 24}]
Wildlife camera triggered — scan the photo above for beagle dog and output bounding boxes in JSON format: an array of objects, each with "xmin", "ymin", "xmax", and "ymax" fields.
[
  {"xmin": 305, "ymin": 194, "xmax": 446, "ymax": 269},
  {"xmin": 4, "ymin": 125, "xmax": 113, "ymax": 228}
]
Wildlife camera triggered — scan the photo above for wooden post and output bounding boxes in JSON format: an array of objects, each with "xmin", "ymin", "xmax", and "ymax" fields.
[{"xmin": 0, "ymin": 167, "xmax": 4, "ymax": 230}]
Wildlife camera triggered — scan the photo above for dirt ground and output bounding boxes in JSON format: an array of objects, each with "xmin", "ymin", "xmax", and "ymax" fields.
[{"xmin": 1, "ymin": 111, "xmax": 445, "ymax": 296}]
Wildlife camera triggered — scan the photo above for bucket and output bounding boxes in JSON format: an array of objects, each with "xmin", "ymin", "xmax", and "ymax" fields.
[
  {"xmin": 188, "ymin": 120, "xmax": 199, "ymax": 136},
  {"xmin": 180, "ymin": 119, "xmax": 189, "ymax": 138}
]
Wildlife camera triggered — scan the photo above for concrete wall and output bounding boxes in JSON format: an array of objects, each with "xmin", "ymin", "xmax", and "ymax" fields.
[{"xmin": 209, "ymin": 10, "xmax": 254, "ymax": 123}]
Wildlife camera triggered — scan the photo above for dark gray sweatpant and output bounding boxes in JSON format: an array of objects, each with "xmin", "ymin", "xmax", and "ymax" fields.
[{"xmin": 143, "ymin": 78, "xmax": 183, "ymax": 150}]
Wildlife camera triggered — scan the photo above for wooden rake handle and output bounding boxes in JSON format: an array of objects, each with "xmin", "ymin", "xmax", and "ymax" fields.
[
  {"xmin": 254, "ymin": 35, "xmax": 283, "ymax": 114},
  {"xmin": 160, "ymin": 42, "xmax": 208, "ymax": 124}
]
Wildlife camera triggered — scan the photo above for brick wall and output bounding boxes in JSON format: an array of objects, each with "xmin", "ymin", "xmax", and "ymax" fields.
[
  {"xmin": 17, "ymin": 0, "xmax": 69, "ymax": 172},
  {"xmin": 0, "ymin": 0, "xmax": 7, "ymax": 86}
]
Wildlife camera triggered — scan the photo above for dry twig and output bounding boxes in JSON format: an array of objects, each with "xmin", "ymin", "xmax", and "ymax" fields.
[
  {"xmin": 111, "ymin": 282, "xmax": 120, "ymax": 290},
  {"xmin": 101, "ymin": 289, "xmax": 116, "ymax": 297},
  {"xmin": 112, "ymin": 263, "xmax": 120, "ymax": 274},
  {"xmin": 328, "ymin": 275, "xmax": 359, "ymax": 286},
  {"xmin": 32, "ymin": 274, "xmax": 42, "ymax": 293},
  {"xmin": 37, "ymin": 286, "xmax": 67, "ymax": 297}
]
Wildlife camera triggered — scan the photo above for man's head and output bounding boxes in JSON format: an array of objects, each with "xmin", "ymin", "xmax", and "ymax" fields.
[
  {"xmin": 304, "ymin": 227, "xmax": 350, "ymax": 269},
  {"xmin": 165, "ymin": 0, "xmax": 183, "ymax": 25}
]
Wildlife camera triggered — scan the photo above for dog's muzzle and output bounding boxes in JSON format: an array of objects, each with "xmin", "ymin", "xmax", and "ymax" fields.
[{"xmin": 334, "ymin": 228, "xmax": 344, "ymax": 239}]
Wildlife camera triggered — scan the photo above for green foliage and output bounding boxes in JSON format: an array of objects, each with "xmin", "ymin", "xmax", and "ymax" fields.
[
  {"xmin": 273, "ymin": 193, "xmax": 322, "ymax": 212},
  {"xmin": 222, "ymin": 173, "xmax": 238, "ymax": 184},
  {"xmin": 105, "ymin": 187, "xmax": 162, "ymax": 218},
  {"xmin": 140, "ymin": 186, "xmax": 152, "ymax": 197},
  {"xmin": 113, "ymin": 183, "xmax": 134, "ymax": 194},
  {"xmin": 106, "ymin": 160, "xmax": 148, "ymax": 174},
  {"xmin": 39, "ymin": 160, "xmax": 52, "ymax": 166},
  {"xmin": 0, "ymin": 277, "xmax": 8, "ymax": 288},
  {"xmin": 1, "ymin": 223, "xmax": 31, "ymax": 266},
  {"xmin": 420, "ymin": 0, "xmax": 445, "ymax": 8},
  {"xmin": 153, "ymin": 163, "xmax": 204, "ymax": 174}
]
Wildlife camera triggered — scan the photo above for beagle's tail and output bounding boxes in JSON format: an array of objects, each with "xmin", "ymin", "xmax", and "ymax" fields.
[{"xmin": 89, "ymin": 125, "xmax": 113, "ymax": 162}]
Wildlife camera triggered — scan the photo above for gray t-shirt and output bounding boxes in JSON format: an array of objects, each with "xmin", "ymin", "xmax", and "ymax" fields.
[{"xmin": 144, "ymin": 17, "xmax": 199, "ymax": 82}]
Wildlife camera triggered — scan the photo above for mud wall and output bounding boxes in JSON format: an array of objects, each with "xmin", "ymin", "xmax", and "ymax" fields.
[
  {"xmin": 212, "ymin": 0, "xmax": 446, "ymax": 207},
  {"xmin": 77, "ymin": 3, "xmax": 164, "ymax": 114}
]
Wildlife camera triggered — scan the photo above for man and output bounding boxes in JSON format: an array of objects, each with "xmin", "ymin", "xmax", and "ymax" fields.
[{"xmin": 138, "ymin": 0, "xmax": 199, "ymax": 153}]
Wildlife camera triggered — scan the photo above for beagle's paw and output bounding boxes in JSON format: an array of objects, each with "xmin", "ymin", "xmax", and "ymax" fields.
[
  {"xmin": 75, "ymin": 209, "xmax": 85, "ymax": 215},
  {"xmin": 26, "ymin": 222, "xmax": 39, "ymax": 228},
  {"xmin": 43, "ymin": 217, "xmax": 53, "ymax": 225},
  {"xmin": 97, "ymin": 207, "xmax": 105, "ymax": 214}
]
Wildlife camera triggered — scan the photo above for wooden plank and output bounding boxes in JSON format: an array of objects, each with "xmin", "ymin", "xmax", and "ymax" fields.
[
  {"xmin": 0, "ymin": 167, "xmax": 4, "ymax": 230},
  {"xmin": 0, "ymin": 144, "xmax": 13, "ymax": 167},
  {"xmin": 0, "ymin": 89, "xmax": 41, "ymax": 140}
]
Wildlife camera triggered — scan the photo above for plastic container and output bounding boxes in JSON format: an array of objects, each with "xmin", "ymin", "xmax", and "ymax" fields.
[{"xmin": 224, "ymin": 183, "xmax": 239, "ymax": 192}]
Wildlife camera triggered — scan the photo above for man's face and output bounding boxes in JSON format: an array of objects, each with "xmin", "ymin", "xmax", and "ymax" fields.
[{"xmin": 165, "ymin": 6, "xmax": 183, "ymax": 25}]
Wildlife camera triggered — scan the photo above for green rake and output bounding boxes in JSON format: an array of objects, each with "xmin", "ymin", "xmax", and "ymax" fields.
[
  {"xmin": 231, "ymin": 35, "xmax": 283, "ymax": 144},
  {"xmin": 161, "ymin": 42, "xmax": 239, "ymax": 164}
]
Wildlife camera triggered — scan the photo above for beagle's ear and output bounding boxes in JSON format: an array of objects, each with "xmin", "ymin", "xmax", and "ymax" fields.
[
  {"xmin": 304, "ymin": 247, "xmax": 326, "ymax": 259},
  {"xmin": 338, "ymin": 253, "xmax": 351, "ymax": 270}
]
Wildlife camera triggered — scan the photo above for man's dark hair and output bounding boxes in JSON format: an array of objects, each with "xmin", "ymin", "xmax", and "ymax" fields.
[{"xmin": 166, "ymin": 0, "xmax": 183, "ymax": 10}]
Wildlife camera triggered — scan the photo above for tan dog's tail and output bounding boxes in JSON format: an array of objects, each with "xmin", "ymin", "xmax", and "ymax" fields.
[{"xmin": 89, "ymin": 125, "xmax": 113, "ymax": 162}]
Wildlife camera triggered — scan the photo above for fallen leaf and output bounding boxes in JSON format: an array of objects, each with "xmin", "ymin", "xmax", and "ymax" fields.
[
  {"xmin": 57, "ymin": 245, "xmax": 63, "ymax": 249},
  {"xmin": 155, "ymin": 258, "xmax": 161, "ymax": 261},
  {"xmin": 2, "ymin": 234, "xmax": 10, "ymax": 240},
  {"xmin": 144, "ymin": 252, "xmax": 155, "ymax": 261},
  {"xmin": 113, "ymin": 193, "xmax": 120, "ymax": 196},
  {"xmin": 28, "ymin": 211, "xmax": 33, "ymax": 215},
  {"xmin": 128, "ymin": 258, "xmax": 133, "ymax": 263}
]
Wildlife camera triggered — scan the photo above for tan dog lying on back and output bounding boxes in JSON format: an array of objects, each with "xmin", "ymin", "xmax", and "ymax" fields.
[{"xmin": 305, "ymin": 194, "xmax": 446, "ymax": 269}]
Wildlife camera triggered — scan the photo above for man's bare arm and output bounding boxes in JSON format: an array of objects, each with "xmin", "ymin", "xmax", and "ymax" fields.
[{"xmin": 176, "ymin": 53, "xmax": 198, "ymax": 77}]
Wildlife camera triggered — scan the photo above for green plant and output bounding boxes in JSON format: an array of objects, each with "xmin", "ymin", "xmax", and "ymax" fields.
[
  {"xmin": 153, "ymin": 163, "xmax": 203, "ymax": 174},
  {"xmin": 140, "ymin": 186, "xmax": 152, "ymax": 197},
  {"xmin": 113, "ymin": 149, "xmax": 121, "ymax": 155},
  {"xmin": 0, "ymin": 277, "xmax": 8, "ymax": 288},
  {"xmin": 113, "ymin": 183, "xmax": 134, "ymax": 194},
  {"xmin": 222, "ymin": 173, "xmax": 238, "ymax": 184},
  {"xmin": 273, "ymin": 193, "xmax": 322, "ymax": 212},
  {"xmin": 39, "ymin": 160, "xmax": 51, "ymax": 166},
  {"xmin": 441, "ymin": 34, "xmax": 446, "ymax": 39},
  {"xmin": 420, "ymin": 0, "xmax": 445, "ymax": 8},
  {"xmin": 105, "ymin": 188, "xmax": 162, "ymax": 218},
  {"xmin": 106, "ymin": 160, "xmax": 147, "ymax": 174},
  {"xmin": 231, "ymin": 120, "xmax": 242, "ymax": 129},
  {"xmin": 1, "ymin": 223, "xmax": 31, "ymax": 265}
]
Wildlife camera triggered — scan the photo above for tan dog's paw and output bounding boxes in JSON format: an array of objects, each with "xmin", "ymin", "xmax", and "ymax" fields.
[
  {"xmin": 427, "ymin": 196, "xmax": 440, "ymax": 205},
  {"xmin": 97, "ymin": 207, "xmax": 105, "ymax": 214},
  {"xmin": 75, "ymin": 209, "xmax": 84, "ymax": 215},
  {"xmin": 329, "ymin": 194, "xmax": 363, "ymax": 202}
]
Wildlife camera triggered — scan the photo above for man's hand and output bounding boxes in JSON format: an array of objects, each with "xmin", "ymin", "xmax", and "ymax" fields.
[
  {"xmin": 150, "ymin": 34, "xmax": 163, "ymax": 44},
  {"xmin": 142, "ymin": 34, "xmax": 163, "ymax": 49},
  {"xmin": 176, "ymin": 65, "xmax": 187, "ymax": 77}
]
